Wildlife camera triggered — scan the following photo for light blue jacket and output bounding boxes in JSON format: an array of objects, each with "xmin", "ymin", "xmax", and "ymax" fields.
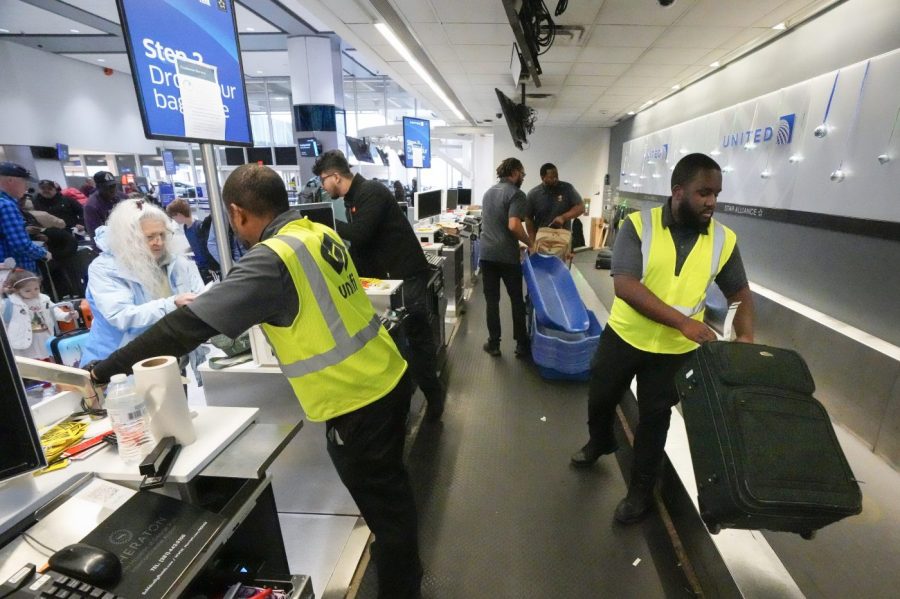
[{"xmin": 80, "ymin": 226, "xmax": 205, "ymax": 363}]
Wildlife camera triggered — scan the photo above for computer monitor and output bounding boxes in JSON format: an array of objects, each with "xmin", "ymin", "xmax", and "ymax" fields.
[
  {"xmin": 0, "ymin": 324, "xmax": 47, "ymax": 485},
  {"xmin": 444, "ymin": 188, "xmax": 470, "ymax": 211},
  {"xmin": 346, "ymin": 136, "xmax": 374, "ymax": 163},
  {"xmin": 414, "ymin": 189, "xmax": 443, "ymax": 222},
  {"xmin": 445, "ymin": 189, "xmax": 458, "ymax": 212},
  {"xmin": 298, "ymin": 137, "xmax": 321, "ymax": 157},
  {"xmin": 247, "ymin": 147, "xmax": 273, "ymax": 165},
  {"xmin": 297, "ymin": 203, "xmax": 336, "ymax": 230}
]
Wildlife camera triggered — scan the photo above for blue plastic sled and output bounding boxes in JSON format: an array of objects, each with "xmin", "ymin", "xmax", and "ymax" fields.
[{"xmin": 523, "ymin": 253, "xmax": 590, "ymax": 333}]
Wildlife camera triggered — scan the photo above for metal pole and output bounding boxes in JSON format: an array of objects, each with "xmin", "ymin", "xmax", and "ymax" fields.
[{"xmin": 200, "ymin": 143, "xmax": 233, "ymax": 275}]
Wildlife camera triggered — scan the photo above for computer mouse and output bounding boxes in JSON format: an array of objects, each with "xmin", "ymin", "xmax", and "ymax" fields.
[{"xmin": 49, "ymin": 543, "xmax": 122, "ymax": 585}]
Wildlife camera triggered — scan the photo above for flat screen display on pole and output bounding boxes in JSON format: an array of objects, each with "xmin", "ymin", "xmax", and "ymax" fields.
[
  {"xmin": 117, "ymin": 0, "xmax": 253, "ymax": 146},
  {"xmin": 402, "ymin": 116, "xmax": 431, "ymax": 169}
]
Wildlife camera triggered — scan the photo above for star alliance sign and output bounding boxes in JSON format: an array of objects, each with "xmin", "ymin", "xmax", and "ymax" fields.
[{"xmin": 722, "ymin": 113, "xmax": 795, "ymax": 148}]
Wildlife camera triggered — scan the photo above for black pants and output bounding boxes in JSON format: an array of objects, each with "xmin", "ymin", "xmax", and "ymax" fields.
[
  {"xmin": 587, "ymin": 326, "xmax": 693, "ymax": 482},
  {"xmin": 401, "ymin": 273, "xmax": 441, "ymax": 400},
  {"xmin": 480, "ymin": 259, "xmax": 527, "ymax": 345},
  {"xmin": 326, "ymin": 373, "xmax": 422, "ymax": 599}
]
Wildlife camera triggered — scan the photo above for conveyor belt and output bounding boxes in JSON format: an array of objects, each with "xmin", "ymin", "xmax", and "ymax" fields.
[{"xmin": 354, "ymin": 265, "xmax": 692, "ymax": 598}]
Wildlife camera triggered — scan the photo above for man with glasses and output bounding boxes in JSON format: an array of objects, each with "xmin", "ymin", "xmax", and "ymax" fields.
[{"xmin": 312, "ymin": 150, "xmax": 445, "ymax": 421}]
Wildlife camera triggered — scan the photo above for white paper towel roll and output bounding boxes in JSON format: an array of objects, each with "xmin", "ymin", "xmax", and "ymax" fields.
[{"xmin": 133, "ymin": 355, "xmax": 196, "ymax": 446}]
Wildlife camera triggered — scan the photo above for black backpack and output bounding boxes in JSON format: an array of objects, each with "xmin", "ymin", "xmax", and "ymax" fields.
[{"xmin": 197, "ymin": 216, "xmax": 221, "ymax": 271}]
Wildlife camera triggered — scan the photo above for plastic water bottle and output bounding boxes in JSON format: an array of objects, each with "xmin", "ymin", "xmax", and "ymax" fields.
[{"xmin": 105, "ymin": 374, "xmax": 154, "ymax": 464}]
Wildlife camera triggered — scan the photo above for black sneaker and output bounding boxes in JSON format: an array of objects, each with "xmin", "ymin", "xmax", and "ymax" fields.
[
  {"xmin": 570, "ymin": 440, "xmax": 619, "ymax": 466},
  {"xmin": 482, "ymin": 342, "xmax": 501, "ymax": 357}
]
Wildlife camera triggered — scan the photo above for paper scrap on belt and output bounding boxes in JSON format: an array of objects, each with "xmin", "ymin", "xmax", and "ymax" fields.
[{"xmin": 176, "ymin": 56, "xmax": 226, "ymax": 140}]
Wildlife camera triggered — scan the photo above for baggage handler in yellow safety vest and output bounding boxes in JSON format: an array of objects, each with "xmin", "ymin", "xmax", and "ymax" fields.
[
  {"xmin": 570, "ymin": 153, "xmax": 755, "ymax": 525},
  {"xmin": 87, "ymin": 164, "xmax": 423, "ymax": 599}
]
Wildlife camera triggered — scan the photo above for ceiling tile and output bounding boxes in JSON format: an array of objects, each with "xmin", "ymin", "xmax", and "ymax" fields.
[
  {"xmin": 588, "ymin": 25, "xmax": 665, "ymax": 47},
  {"xmin": 754, "ymin": 0, "xmax": 820, "ymax": 27},
  {"xmin": 442, "ymin": 23, "xmax": 514, "ymax": 44},
  {"xmin": 410, "ymin": 23, "xmax": 451, "ymax": 46},
  {"xmin": 323, "ymin": 0, "xmax": 373, "ymax": 24},
  {"xmin": 637, "ymin": 47, "xmax": 712, "ymax": 65},
  {"xmin": 465, "ymin": 61, "xmax": 512, "ymax": 75},
  {"xmin": 652, "ymin": 26, "xmax": 744, "ymax": 49},
  {"xmin": 434, "ymin": 1, "xmax": 508, "ymax": 24},
  {"xmin": 391, "ymin": 0, "xmax": 439, "ymax": 23},
  {"xmin": 596, "ymin": 0, "xmax": 691, "ymax": 26},
  {"xmin": 679, "ymin": 0, "xmax": 786, "ymax": 27},
  {"xmin": 717, "ymin": 28, "xmax": 773, "ymax": 52},
  {"xmin": 626, "ymin": 63, "xmax": 688, "ymax": 78},
  {"xmin": 348, "ymin": 23, "xmax": 387, "ymax": 46},
  {"xmin": 578, "ymin": 47, "xmax": 646, "ymax": 63},
  {"xmin": 455, "ymin": 45, "xmax": 512, "ymax": 62},
  {"xmin": 615, "ymin": 74, "xmax": 670, "ymax": 88},
  {"xmin": 372, "ymin": 44, "xmax": 403, "ymax": 62},
  {"xmin": 0, "ymin": 1, "xmax": 105, "ymax": 34},
  {"xmin": 533, "ymin": 62, "xmax": 570, "ymax": 77},
  {"xmin": 434, "ymin": 60, "xmax": 467, "ymax": 74},
  {"xmin": 565, "ymin": 75, "xmax": 616, "ymax": 87},
  {"xmin": 539, "ymin": 46, "xmax": 584, "ymax": 63},
  {"xmin": 425, "ymin": 45, "xmax": 459, "ymax": 62},
  {"xmin": 571, "ymin": 62, "xmax": 630, "ymax": 76},
  {"xmin": 241, "ymin": 51, "xmax": 291, "ymax": 76},
  {"xmin": 467, "ymin": 74, "xmax": 506, "ymax": 85}
]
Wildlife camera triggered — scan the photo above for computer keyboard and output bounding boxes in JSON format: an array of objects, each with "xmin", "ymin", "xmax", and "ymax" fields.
[
  {"xmin": 425, "ymin": 253, "xmax": 444, "ymax": 268},
  {"xmin": 15, "ymin": 570, "xmax": 123, "ymax": 599}
]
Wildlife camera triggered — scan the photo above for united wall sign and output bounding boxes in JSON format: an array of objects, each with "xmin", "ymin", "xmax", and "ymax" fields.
[{"xmin": 722, "ymin": 113, "xmax": 795, "ymax": 148}]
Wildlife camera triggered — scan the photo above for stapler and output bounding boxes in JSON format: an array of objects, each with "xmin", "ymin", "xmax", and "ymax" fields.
[{"xmin": 138, "ymin": 436, "xmax": 181, "ymax": 489}]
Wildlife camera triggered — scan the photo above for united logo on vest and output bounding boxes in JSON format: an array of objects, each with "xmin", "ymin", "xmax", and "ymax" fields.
[{"xmin": 259, "ymin": 218, "xmax": 407, "ymax": 421}]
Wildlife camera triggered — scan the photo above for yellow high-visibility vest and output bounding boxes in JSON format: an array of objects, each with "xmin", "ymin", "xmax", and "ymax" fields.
[
  {"xmin": 259, "ymin": 219, "xmax": 407, "ymax": 421},
  {"xmin": 607, "ymin": 206, "xmax": 736, "ymax": 354}
]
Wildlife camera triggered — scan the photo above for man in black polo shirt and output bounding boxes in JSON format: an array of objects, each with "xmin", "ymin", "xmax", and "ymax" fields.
[
  {"xmin": 525, "ymin": 163, "xmax": 584, "ymax": 231},
  {"xmin": 314, "ymin": 150, "xmax": 445, "ymax": 420}
]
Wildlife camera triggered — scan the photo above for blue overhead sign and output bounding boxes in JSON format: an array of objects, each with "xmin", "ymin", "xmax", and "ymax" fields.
[
  {"xmin": 162, "ymin": 150, "xmax": 177, "ymax": 175},
  {"xmin": 402, "ymin": 116, "xmax": 431, "ymax": 169},
  {"xmin": 117, "ymin": 0, "xmax": 252, "ymax": 146}
]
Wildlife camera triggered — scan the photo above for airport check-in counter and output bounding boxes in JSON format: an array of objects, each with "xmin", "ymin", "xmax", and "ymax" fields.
[
  {"xmin": 0, "ymin": 389, "xmax": 311, "ymax": 599},
  {"xmin": 197, "ymin": 280, "xmax": 407, "ymax": 596}
]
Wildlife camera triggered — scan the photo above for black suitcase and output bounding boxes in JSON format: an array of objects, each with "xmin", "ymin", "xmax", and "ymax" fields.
[
  {"xmin": 595, "ymin": 248, "xmax": 612, "ymax": 269},
  {"xmin": 676, "ymin": 341, "xmax": 862, "ymax": 538}
]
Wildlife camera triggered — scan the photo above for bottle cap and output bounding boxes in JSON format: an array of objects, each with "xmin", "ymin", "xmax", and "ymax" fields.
[{"xmin": 110, "ymin": 373, "xmax": 127, "ymax": 383}]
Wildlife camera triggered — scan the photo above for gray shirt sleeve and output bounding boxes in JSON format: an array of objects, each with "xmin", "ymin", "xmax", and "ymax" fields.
[
  {"xmin": 610, "ymin": 217, "xmax": 643, "ymax": 278},
  {"xmin": 566, "ymin": 183, "xmax": 584, "ymax": 207},
  {"xmin": 188, "ymin": 243, "xmax": 298, "ymax": 338},
  {"xmin": 714, "ymin": 245, "xmax": 749, "ymax": 297},
  {"xmin": 508, "ymin": 189, "xmax": 527, "ymax": 220}
]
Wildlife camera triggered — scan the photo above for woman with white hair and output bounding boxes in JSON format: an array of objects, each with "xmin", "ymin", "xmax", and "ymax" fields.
[{"xmin": 80, "ymin": 199, "xmax": 205, "ymax": 363}]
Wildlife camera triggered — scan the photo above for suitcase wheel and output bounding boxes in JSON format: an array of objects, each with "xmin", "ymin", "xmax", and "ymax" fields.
[
  {"xmin": 698, "ymin": 499, "xmax": 721, "ymax": 534},
  {"xmin": 800, "ymin": 530, "xmax": 816, "ymax": 540}
]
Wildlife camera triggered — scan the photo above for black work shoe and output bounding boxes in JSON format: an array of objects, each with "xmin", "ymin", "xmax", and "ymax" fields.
[
  {"xmin": 424, "ymin": 384, "xmax": 446, "ymax": 422},
  {"xmin": 614, "ymin": 492, "xmax": 654, "ymax": 524},
  {"xmin": 570, "ymin": 441, "xmax": 619, "ymax": 467},
  {"xmin": 483, "ymin": 342, "xmax": 501, "ymax": 357},
  {"xmin": 514, "ymin": 341, "xmax": 530, "ymax": 358}
]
